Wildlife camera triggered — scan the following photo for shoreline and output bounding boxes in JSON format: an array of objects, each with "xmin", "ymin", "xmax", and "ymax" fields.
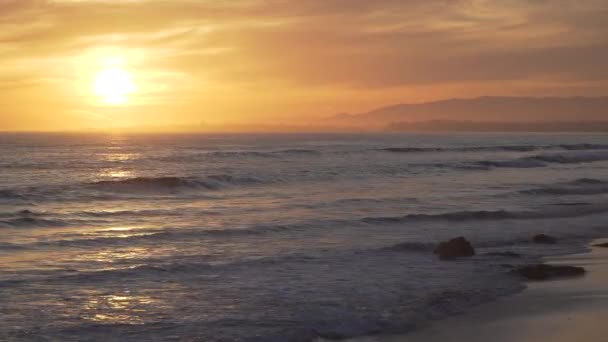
[{"xmin": 349, "ymin": 238, "xmax": 608, "ymax": 342}]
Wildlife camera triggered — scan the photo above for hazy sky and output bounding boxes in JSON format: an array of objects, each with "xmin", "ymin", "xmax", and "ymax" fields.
[{"xmin": 1, "ymin": 0, "xmax": 607, "ymax": 131}]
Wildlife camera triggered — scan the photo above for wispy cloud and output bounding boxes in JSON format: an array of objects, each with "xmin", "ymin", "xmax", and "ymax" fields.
[{"xmin": 1, "ymin": 0, "xmax": 607, "ymax": 130}]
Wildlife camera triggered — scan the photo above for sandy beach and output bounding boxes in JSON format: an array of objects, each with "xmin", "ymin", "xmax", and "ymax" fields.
[{"xmin": 350, "ymin": 239, "xmax": 608, "ymax": 342}]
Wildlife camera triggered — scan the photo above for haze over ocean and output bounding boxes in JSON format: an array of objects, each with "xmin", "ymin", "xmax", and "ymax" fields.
[{"xmin": 2, "ymin": 132, "xmax": 608, "ymax": 341}]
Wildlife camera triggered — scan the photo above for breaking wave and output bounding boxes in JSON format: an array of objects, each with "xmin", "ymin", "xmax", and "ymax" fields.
[
  {"xmin": 0, "ymin": 175, "xmax": 258, "ymax": 203},
  {"xmin": 521, "ymin": 178, "xmax": 608, "ymax": 196},
  {"xmin": 529, "ymin": 151, "xmax": 608, "ymax": 164},
  {"xmin": 362, "ymin": 205, "xmax": 608, "ymax": 224},
  {"xmin": 559, "ymin": 143, "xmax": 608, "ymax": 150},
  {"xmin": 476, "ymin": 159, "xmax": 546, "ymax": 168},
  {"xmin": 0, "ymin": 217, "xmax": 69, "ymax": 228},
  {"xmin": 380, "ymin": 143, "xmax": 608, "ymax": 154},
  {"xmin": 91, "ymin": 175, "xmax": 262, "ymax": 192},
  {"xmin": 0, "ymin": 242, "xmax": 26, "ymax": 251},
  {"xmin": 273, "ymin": 149, "xmax": 320, "ymax": 155},
  {"xmin": 570, "ymin": 178, "xmax": 607, "ymax": 185},
  {"xmin": 0, "ymin": 209, "xmax": 111, "ymax": 229},
  {"xmin": 0, "ymin": 189, "xmax": 28, "ymax": 201},
  {"xmin": 474, "ymin": 151, "xmax": 608, "ymax": 169}
]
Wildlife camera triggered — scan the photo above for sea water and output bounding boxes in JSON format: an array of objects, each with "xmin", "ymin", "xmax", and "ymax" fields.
[{"xmin": 1, "ymin": 132, "xmax": 608, "ymax": 341}]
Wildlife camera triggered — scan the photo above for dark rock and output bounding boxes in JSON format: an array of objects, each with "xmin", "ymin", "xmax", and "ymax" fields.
[
  {"xmin": 532, "ymin": 234, "xmax": 557, "ymax": 244},
  {"xmin": 515, "ymin": 264, "xmax": 585, "ymax": 281},
  {"xmin": 484, "ymin": 251, "xmax": 521, "ymax": 258},
  {"xmin": 434, "ymin": 237, "xmax": 475, "ymax": 260},
  {"xmin": 593, "ymin": 242, "xmax": 608, "ymax": 248}
]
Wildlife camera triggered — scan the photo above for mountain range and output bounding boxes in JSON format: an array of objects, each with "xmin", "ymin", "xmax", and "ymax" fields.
[{"xmin": 329, "ymin": 96, "xmax": 608, "ymax": 129}]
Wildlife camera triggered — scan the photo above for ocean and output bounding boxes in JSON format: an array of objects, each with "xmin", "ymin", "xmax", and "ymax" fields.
[{"xmin": 1, "ymin": 132, "xmax": 608, "ymax": 341}]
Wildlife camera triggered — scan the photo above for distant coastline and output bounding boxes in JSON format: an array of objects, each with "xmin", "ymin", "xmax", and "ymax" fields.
[
  {"xmin": 385, "ymin": 120, "xmax": 608, "ymax": 132},
  {"xmin": 3, "ymin": 96, "xmax": 608, "ymax": 133},
  {"xmin": 329, "ymin": 96, "xmax": 608, "ymax": 132}
]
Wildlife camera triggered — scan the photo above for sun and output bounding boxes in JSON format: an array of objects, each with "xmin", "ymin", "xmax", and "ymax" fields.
[{"xmin": 93, "ymin": 67, "xmax": 136, "ymax": 104}]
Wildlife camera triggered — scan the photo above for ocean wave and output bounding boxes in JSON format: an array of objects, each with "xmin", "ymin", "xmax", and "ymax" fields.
[
  {"xmin": 209, "ymin": 149, "xmax": 320, "ymax": 158},
  {"xmin": 155, "ymin": 148, "xmax": 321, "ymax": 163},
  {"xmin": 380, "ymin": 147, "xmax": 444, "ymax": 153},
  {"xmin": 24, "ymin": 207, "xmax": 563, "ymax": 244},
  {"xmin": 0, "ymin": 242, "xmax": 26, "ymax": 251},
  {"xmin": 474, "ymin": 151, "xmax": 608, "ymax": 169},
  {"xmin": 0, "ymin": 209, "xmax": 39, "ymax": 218},
  {"xmin": 379, "ymin": 146, "xmax": 534, "ymax": 153},
  {"xmin": 559, "ymin": 143, "xmax": 608, "ymax": 150},
  {"xmin": 362, "ymin": 205, "xmax": 608, "ymax": 224},
  {"xmin": 37, "ymin": 252, "xmax": 328, "ymax": 283},
  {"xmin": 273, "ymin": 149, "xmax": 320, "ymax": 155},
  {"xmin": 14, "ymin": 241, "xmax": 526, "ymax": 342},
  {"xmin": 0, "ymin": 217, "xmax": 69, "ymax": 228},
  {"xmin": 38, "ymin": 262, "xmax": 217, "ymax": 284},
  {"xmin": 363, "ymin": 210, "xmax": 516, "ymax": 223},
  {"xmin": 93, "ymin": 176, "xmax": 204, "ymax": 188},
  {"xmin": 78, "ymin": 208, "xmax": 219, "ymax": 218},
  {"xmin": 33, "ymin": 226, "xmax": 298, "ymax": 248},
  {"xmin": 331, "ymin": 196, "xmax": 419, "ymax": 206},
  {"xmin": 57, "ymin": 205, "xmax": 604, "ymax": 243},
  {"xmin": 476, "ymin": 159, "xmax": 546, "ymax": 168},
  {"xmin": 529, "ymin": 151, "xmax": 608, "ymax": 164},
  {"xmin": 90, "ymin": 175, "xmax": 261, "ymax": 192},
  {"xmin": 384, "ymin": 241, "xmax": 435, "ymax": 252},
  {"xmin": 29, "ymin": 219, "xmax": 355, "ymax": 250},
  {"xmin": 524, "ymin": 187, "xmax": 608, "ymax": 196},
  {"xmin": 0, "ymin": 189, "xmax": 28, "ymax": 201},
  {"xmin": 0, "ymin": 209, "xmax": 111, "ymax": 228},
  {"xmin": 209, "ymin": 151, "xmax": 276, "ymax": 158},
  {"xmin": 570, "ymin": 178, "xmax": 607, "ymax": 185},
  {"xmin": 520, "ymin": 178, "xmax": 608, "ymax": 196},
  {"xmin": 380, "ymin": 143, "xmax": 608, "ymax": 154}
]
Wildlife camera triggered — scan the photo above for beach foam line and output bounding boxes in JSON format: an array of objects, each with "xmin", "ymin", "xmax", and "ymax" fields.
[{"xmin": 352, "ymin": 239, "xmax": 608, "ymax": 342}]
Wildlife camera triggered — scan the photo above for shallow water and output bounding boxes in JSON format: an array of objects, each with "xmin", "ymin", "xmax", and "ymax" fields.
[{"xmin": 1, "ymin": 132, "xmax": 608, "ymax": 341}]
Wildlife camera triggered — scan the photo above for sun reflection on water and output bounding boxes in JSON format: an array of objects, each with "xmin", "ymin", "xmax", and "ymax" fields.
[
  {"xmin": 75, "ymin": 247, "xmax": 152, "ymax": 265},
  {"xmin": 82, "ymin": 291, "xmax": 157, "ymax": 324},
  {"xmin": 97, "ymin": 169, "xmax": 134, "ymax": 179},
  {"xmin": 101, "ymin": 152, "xmax": 141, "ymax": 162},
  {"xmin": 95, "ymin": 139, "xmax": 139, "ymax": 179}
]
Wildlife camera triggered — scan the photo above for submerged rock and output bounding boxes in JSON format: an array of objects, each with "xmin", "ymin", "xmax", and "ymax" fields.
[
  {"xmin": 434, "ymin": 237, "xmax": 475, "ymax": 260},
  {"xmin": 532, "ymin": 234, "xmax": 557, "ymax": 244},
  {"xmin": 515, "ymin": 264, "xmax": 585, "ymax": 281},
  {"xmin": 593, "ymin": 242, "xmax": 608, "ymax": 248}
]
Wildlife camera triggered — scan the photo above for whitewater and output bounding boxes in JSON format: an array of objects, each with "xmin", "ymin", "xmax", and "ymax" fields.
[{"xmin": 1, "ymin": 132, "xmax": 608, "ymax": 341}]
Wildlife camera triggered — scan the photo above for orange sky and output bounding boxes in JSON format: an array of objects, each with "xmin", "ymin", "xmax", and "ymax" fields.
[{"xmin": 1, "ymin": 0, "xmax": 607, "ymax": 131}]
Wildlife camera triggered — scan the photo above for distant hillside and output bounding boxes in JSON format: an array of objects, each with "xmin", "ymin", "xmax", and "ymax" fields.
[
  {"xmin": 330, "ymin": 96, "xmax": 608, "ymax": 127},
  {"xmin": 386, "ymin": 120, "xmax": 608, "ymax": 132}
]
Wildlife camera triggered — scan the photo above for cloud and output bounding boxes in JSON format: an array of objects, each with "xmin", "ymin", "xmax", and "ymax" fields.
[{"xmin": 1, "ymin": 0, "xmax": 607, "ymax": 130}]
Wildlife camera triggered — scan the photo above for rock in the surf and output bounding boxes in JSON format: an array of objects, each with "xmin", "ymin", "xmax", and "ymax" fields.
[{"xmin": 434, "ymin": 237, "xmax": 475, "ymax": 260}]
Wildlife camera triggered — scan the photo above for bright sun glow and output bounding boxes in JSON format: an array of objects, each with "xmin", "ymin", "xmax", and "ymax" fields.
[{"xmin": 93, "ymin": 67, "xmax": 136, "ymax": 104}]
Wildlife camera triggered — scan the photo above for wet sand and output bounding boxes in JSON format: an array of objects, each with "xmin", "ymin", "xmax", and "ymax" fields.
[{"xmin": 354, "ymin": 239, "xmax": 608, "ymax": 342}]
